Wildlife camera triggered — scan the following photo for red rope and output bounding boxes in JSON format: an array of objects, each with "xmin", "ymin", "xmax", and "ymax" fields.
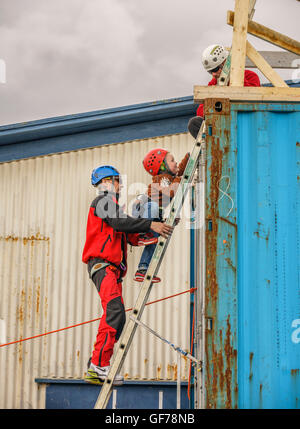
[{"xmin": 0, "ymin": 287, "xmax": 197, "ymax": 348}]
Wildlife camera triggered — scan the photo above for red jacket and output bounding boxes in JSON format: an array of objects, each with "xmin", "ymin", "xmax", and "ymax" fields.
[
  {"xmin": 82, "ymin": 192, "xmax": 151, "ymax": 277},
  {"xmin": 196, "ymin": 69, "xmax": 260, "ymax": 117},
  {"xmin": 147, "ymin": 153, "xmax": 190, "ymax": 207}
]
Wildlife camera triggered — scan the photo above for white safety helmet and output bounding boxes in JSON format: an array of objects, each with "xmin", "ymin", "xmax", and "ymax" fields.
[{"xmin": 202, "ymin": 44, "xmax": 229, "ymax": 72}]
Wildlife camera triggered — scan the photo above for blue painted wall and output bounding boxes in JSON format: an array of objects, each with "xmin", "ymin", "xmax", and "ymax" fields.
[{"xmin": 233, "ymin": 103, "xmax": 300, "ymax": 408}]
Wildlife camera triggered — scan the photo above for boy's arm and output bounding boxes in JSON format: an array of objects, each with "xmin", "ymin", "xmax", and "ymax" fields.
[{"xmin": 95, "ymin": 195, "xmax": 152, "ymax": 233}]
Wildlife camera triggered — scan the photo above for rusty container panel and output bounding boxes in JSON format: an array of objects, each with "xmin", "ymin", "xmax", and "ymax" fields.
[
  {"xmin": 0, "ymin": 132, "xmax": 193, "ymax": 408},
  {"xmin": 203, "ymin": 99, "xmax": 238, "ymax": 409},
  {"xmin": 203, "ymin": 100, "xmax": 300, "ymax": 409}
]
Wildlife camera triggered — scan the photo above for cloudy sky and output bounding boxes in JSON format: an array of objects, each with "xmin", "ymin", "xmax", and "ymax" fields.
[{"xmin": 0, "ymin": 0, "xmax": 299, "ymax": 126}]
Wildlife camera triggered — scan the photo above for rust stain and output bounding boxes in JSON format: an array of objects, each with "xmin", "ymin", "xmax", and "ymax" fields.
[
  {"xmin": 156, "ymin": 365, "xmax": 162, "ymax": 380},
  {"xmin": 17, "ymin": 342, "xmax": 23, "ymax": 366},
  {"xmin": 296, "ymin": 142, "xmax": 300, "ymax": 147},
  {"xmin": 167, "ymin": 363, "xmax": 177, "ymax": 380},
  {"xmin": 1, "ymin": 233, "xmax": 50, "ymax": 244},
  {"xmin": 259, "ymin": 383, "xmax": 263, "ymax": 408},
  {"xmin": 253, "ymin": 231, "xmax": 269, "ymax": 241},
  {"xmin": 291, "ymin": 369, "xmax": 300, "ymax": 376},
  {"xmin": 225, "ymin": 257, "xmax": 237, "ymax": 273},
  {"xmin": 206, "ymin": 135, "xmax": 223, "ymax": 308},
  {"xmin": 254, "ymin": 222, "xmax": 269, "ymax": 241},
  {"xmin": 3, "ymin": 235, "xmax": 19, "ymax": 242},
  {"xmin": 17, "ymin": 288, "xmax": 26, "ymax": 323},
  {"xmin": 35, "ymin": 277, "xmax": 41, "ymax": 314},
  {"xmin": 205, "ymin": 315, "xmax": 237, "ymax": 409},
  {"xmin": 224, "ymin": 315, "xmax": 233, "ymax": 409},
  {"xmin": 249, "ymin": 352, "xmax": 254, "ymax": 381},
  {"xmin": 174, "ymin": 364, "xmax": 178, "ymax": 380},
  {"xmin": 217, "ymin": 329, "xmax": 225, "ymax": 393},
  {"xmin": 218, "ymin": 216, "xmax": 237, "ymax": 229}
]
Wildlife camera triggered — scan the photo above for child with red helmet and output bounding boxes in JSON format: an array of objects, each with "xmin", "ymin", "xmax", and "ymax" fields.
[{"xmin": 132, "ymin": 149, "xmax": 189, "ymax": 283}]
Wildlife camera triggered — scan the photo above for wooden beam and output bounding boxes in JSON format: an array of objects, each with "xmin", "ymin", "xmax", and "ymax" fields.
[
  {"xmin": 227, "ymin": 10, "xmax": 300, "ymax": 55},
  {"xmin": 246, "ymin": 41, "xmax": 289, "ymax": 87},
  {"xmin": 194, "ymin": 85, "xmax": 300, "ymax": 103},
  {"xmin": 230, "ymin": 0, "xmax": 250, "ymax": 86},
  {"xmin": 245, "ymin": 51, "xmax": 300, "ymax": 69}
]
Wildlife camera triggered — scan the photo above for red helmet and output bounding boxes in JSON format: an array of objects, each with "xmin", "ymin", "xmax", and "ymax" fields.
[{"xmin": 143, "ymin": 148, "xmax": 168, "ymax": 176}]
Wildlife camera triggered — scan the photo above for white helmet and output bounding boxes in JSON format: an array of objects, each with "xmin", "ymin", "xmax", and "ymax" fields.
[{"xmin": 202, "ymin": 44, "xmax": 229, "ymax": 72}]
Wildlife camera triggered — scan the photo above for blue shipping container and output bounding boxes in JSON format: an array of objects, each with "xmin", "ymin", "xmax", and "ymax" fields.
[{"xmin": 202, "ymin": 100, "xmax": 300, "ymax": 409}]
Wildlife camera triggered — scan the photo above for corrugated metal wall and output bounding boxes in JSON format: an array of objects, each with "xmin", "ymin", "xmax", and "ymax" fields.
[{"xmin": 0, "ymin": 132, "xmax": 194, "ymax": 408}]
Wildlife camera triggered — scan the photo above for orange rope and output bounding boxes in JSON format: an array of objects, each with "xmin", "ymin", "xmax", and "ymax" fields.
[{"xmin": 0, "ymin": 287, "xmax": 197, "ymax": 348}]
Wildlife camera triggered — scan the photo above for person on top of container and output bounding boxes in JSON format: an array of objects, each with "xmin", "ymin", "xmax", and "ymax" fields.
[
  {"xmin": 188, "ymin": 44, "xmax": 260, "ymax": 139},
  {"xmin": 82, "ymin": 165, "xmax": 173, "ymax": 385},
  {"xmin": 132, "ymin": 149, "xmax": 189, "ymax": 283}
]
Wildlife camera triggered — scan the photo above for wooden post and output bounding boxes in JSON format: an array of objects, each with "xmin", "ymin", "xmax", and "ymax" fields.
[
  {"xmin": 230, "ymin": 0, "xmax": 250, "ymax": 86},
  {"xmin": 246, "ymin": 41, "xmax": 289, "ymax": 87}
]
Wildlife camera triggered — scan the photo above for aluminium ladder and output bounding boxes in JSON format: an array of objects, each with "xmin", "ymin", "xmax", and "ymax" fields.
[{"xmin": 94, "ymin": 120, "xmax": 207, "ymax": 409}]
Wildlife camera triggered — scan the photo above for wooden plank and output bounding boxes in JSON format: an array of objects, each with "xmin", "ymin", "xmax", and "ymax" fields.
[
  {"xmin": 227, "ymin": 10, "xmax": 300, "ymax": 55},
  {"xmin": 194, "ymin": 85, "xmax": 300, "ymax": 103},
  {"xmin": 230, "ymin": 0, "xmax": 250, "ymax": 87},
  {"xmin": 245, "ymin": 51, "xmax": 300, "ymax": 68},
  {"xmin": 246, "ymin": 41, "xmax": 289, "ymax": 87}
]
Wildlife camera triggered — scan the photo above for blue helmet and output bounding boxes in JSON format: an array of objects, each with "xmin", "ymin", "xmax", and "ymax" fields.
[{"xmin": 91, "ymin": 165, "xmax": 120, "ymax": 186}]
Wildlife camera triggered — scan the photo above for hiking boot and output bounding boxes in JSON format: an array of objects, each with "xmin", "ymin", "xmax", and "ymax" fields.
[
  {"xmin": 85, "ymin": 362, "xmax": 124, "ymax": 386},
  {"xmin": 134, "ymin": 269, "xmax": 161, "ymax": 283},
  {"xmin": 137, "ymin": 233, "xmax": 158, "ymax": 246}
]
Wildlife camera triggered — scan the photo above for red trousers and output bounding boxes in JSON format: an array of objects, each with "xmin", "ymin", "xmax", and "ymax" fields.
[{"xmin": 91, "ymin": 267, "xmax": 126, "ymax": 367}]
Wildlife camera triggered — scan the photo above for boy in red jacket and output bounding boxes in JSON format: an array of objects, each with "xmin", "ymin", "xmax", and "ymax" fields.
[
  {"xmin": 82, "ymin": 165, "xmax": 173, "ymax": 385},
  {"xmin": 188, "ymin": 44, "xmax": 260, "ymax": 139}
]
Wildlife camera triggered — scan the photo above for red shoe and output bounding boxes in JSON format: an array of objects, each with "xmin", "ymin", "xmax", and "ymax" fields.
[
  {"xmin": 137, "ymin": 233, "xmax": 158, "ymax": 246},
  {"xmin": 134, "ymin": 270, "xmax": 161, "ymax": 283}
]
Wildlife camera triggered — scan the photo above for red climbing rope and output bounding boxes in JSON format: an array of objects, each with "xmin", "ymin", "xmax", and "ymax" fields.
[{"xmin": 0, "ymin": 287, "xmax": 197, "ymax": 348}]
